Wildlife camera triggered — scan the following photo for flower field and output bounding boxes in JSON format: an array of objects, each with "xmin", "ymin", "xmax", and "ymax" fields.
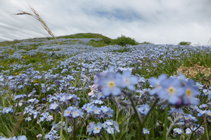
[{"xmin": 0, "ymin": 32, "xmax": 211, "ymax": 140}]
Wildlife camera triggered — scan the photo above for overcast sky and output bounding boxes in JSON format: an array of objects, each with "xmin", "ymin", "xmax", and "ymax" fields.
[{"xmin": 1, "ymin": 0, "xmax": 211, "ymax": 45}]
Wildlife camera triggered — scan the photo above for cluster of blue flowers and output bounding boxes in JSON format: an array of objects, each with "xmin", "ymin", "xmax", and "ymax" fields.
[
  {"xmin": 0, "ymin": 135, "xmax": 27, "ymax": 140},
  {"xmin": 148, "ymin": 73, "xmax": 200, "ymax": 107},
  {"xmin": 95, "ymin": 68, "xmax": 138, "ymax": 97},
  {"xmin": 87, "ymin": 120, "xmax": 120, "ymax": 135}
]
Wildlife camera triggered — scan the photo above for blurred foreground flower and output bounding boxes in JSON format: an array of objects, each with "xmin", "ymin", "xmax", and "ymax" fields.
[{"xmin": 95, "ymin": 70, "xmax": 138, "ymax": 97}]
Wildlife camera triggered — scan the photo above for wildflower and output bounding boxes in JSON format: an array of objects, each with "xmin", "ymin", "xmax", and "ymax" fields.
[
  {"xmin": 39, "ymin": 117, "xmax": 45, "ymax": 122},
  {"xmin": 93, "ymin": 123, "xmax": 102, "ymax": 134},
  {"xmin": 49, "ymin": 102, "xmax": 59, "ymax": 113},
  {"xmin": 17, "ymin": 135, "xmax": 27, "ymax": 140},
  {"xmin": 36, "ymin": 134, "xmax": 42, "ymax": 138},
  {"xmin": 184, "ymin": 114, "xmax": 197, "ymax": 122},
  {"xmin": 67, "ymin": 126, "xmax": 72, "ymax": 133},
  {"xmin": 3, "ymin": 107, "xmax": 14, "ymax": 114},
  {"xmin": 113, "ymin": 121, "xmax": 120, "ymax": 132},
  {"xmin": 117, "ymin": 70, "xmax": 138, "ymax": 91},
  {"xmin": 92, "ymin": 100, "xmax": 103, "ymax": 105},
  {"xmin": 185, "ymin": 128, "xmax": 192, "ymax": 135},
  {"xmin": 64, "ymin": 108, "xmax": 72, "ymax": 118},
  {"xmin": 93, "ymin": 106, "xmax": 101, "ymax": 115},
  {"xmin": 25, "ymin": 117, "xmax": 31, "ymax": 122},
  {"xmin": 46, "ymin": 115, "xmax": 53, "ymax": 121},
  {"xmin": 87, "ymin": 122, "xmax": 95, "ymax": 135},
  {"xmin": 158, "ymin": 78, "xmax": 185, "ymax": 104},
  {"xmin": 106, "ymin": 126, "xmax": 114, "ymax": 134},
  {"xmin": 88, "ymin": 90, "xmax": 95, "ymax": 96},
  {"xmin": 71, "ymin": 109, "xmax": 81, "ymax": 118},
  {"xmin": 148, "ymin": 74, "xmax": 167, "ymax": 95},
  {"xmin": 197, "ymin": 110, "xmax": 206, "ymax": 117},
  {"xmin": 78, "ymin": 109, "xmax": 84, "ymax": 118},
  {"xmin": 98, "ymin": 112, "xmax": 105, "ymax": 119},
  {"xmin": 156, "ymin": 121, "xmax": 160, "ymax": 127},
  {"xmin": 49, "ymin": 102, "xmax": 59, "ymax": 110},
  {"xmin": 59, "ymin": 95, "xmax": 66, "ymax": 102},
  {"xmin": 97, "ymin": 91, "xmax": 105, "ymax": 99},
  {"xmin": 106, "ymin": 109, "xmax": 113, "ymax": 118},
  {"xmin": 207, "ymin": 110, "xmax": 211, "ymax": 116},
  {"xmin": 174, "ymin": 128, "xmax": 183, "ymax": 135},
  {"xmin": 137, "ymin": 104, "xmax": 149, "ymax": 115},
  {"xmin": 182, "ymin": 80, "xmax": 200, "ymax": 105},
  {"xmin": 104, "ymin": 120, "xmax": 113, "ymax": 126},
  {"xmin": 98, "ymin": 72, "xmax": 122, "ymax": 96},
  {"xmin": 143, "ymin": 128, "xmax": 149, "ymax": 134},
  {"xmin": 101, "ymin": 106, "xmax": 109, "ymax": 113},
  {"xmin": 84, "ymin": 104, "xmax": 94, "ymax": 113}
]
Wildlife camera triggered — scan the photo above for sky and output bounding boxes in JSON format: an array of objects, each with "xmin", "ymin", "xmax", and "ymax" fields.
[{"xmin": 1, "ymin": 0, "xmax": 211, "ymax": 45}]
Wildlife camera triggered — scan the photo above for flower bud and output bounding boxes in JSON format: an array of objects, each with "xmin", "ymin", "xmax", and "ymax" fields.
[{"xmin": 168, "ymin": 117, "xmax": 173, "ymax": 122}]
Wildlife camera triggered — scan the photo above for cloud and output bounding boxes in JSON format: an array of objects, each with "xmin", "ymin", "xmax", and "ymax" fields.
[{"xmin": 0, "ymin": 0, "xmax": 211, "ymax": 45}]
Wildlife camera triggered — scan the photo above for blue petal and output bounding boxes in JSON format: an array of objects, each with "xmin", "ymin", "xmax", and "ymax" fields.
[
  {"xmin": 171, "ymin": 78, "xmax": 181, "ymax": 87},
  {"xmin": 176, "ymin": 87, "xmax": 185, "ymax": 96},
  {"xmin": 148, "ymin": 77, "xmax": 158, "ymax": 86},
  {"xmin": 127, "ymin": 85, "xmax": 135, "ymax": 91},
  {"xmin": 158, "ymin": 89, "xmax": 167, "ymax": 99},
  {"xmin": 102, "ymin": 87, "xmax": 111, "ymax": 96},
  {"xmin": 130, "ymin": 76, "xmax": 138, "ymax": 84},
  {"xmin": 168, "ymin": 95, "xmax": 178, "ymax": 104},
  {"xmin": 159, "ymin": 74, "xmax": 167, "ymax": 81},
  {"xmin": 160, "ymin": 79, "xmax": 171, "ymax": 89},
  {"xmin": 123, "ymin": 71, "xmax": 131, "ymax": 78},
  {"xmin": 111, "ymin": 87, "xmax": 121, "ymax": 96},
  {"xmin": 149, "ymin": 88, "xmax": 158, "ymax": 95}
]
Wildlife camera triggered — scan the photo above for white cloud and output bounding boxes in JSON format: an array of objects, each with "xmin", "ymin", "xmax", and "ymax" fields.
[{"xmin": 1, "ymin": 0, "xmax": 211, "ymax": 45}]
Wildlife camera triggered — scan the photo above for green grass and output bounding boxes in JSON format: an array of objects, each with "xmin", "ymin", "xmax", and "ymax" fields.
[
  {"xmin": 54, "ymin": 33, "xmax": 109, "ymax": 39},
  {"xmin": 179, "ymin": 41, "xmax": 191, "ymax": 45},
  {"xmin": 0, "ymin": 40, "xmax": 22, "ymax": 47}
]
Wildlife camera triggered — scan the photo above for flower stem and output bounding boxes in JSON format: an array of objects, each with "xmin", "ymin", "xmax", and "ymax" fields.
[
  {"xmin": 142, "ymin": 98, "xmax": 159, "ymax": 126},
  {"xmin": 60, "ymin": 110, "xmax": 64, "ymax": 140},
  {"xmin": 73, "ymin": 118, "xmax": 76, "ymax": 140},
  {"xmin": 205, "ymin": 108, "xmax": 210, "ymax": 140}
]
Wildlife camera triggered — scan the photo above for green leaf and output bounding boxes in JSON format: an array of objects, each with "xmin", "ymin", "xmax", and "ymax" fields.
[
  {"xmin": 125, "ymin": 131, "xmax": 136, "ymax": 140},
  {"xmin": 117, "ymin": 109, "xmax": 123, "ymax": 124},
  {"xmin": 163, "ymin": 106, "xmax": 169, "ymax": 140},
  {"xmin": 119, "ymin": 132, "xmax": 127, "ymax": 140},
  {"xmin": 166, "ymin": 137, "xmax": 178, "ymax": 140}
]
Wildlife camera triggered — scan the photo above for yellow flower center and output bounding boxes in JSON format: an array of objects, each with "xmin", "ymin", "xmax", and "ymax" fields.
[
  {"xmin": 108, "ymin": 81, "xmax": 115, "ymax": 88},
  {"xmin": 208, "ymin": 113, "xmax": 211, "ymax": 115},
  {"xmin": 186, "ymin": 89, "xmax": 191, "ymax": 96},
  {"xmin": 67, "ymin": 111, "xmax": 70, "ymax": 114},
  {"xmin": 168, "ymin": 87, "xmax": 175, "ymax": 94},
  {"xmin": 96, "ymin": 128, "xmax": 99, "ymax": 130}
]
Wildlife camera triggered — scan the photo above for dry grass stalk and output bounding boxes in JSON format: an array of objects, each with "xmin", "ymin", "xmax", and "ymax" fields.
[{"xmin": 16, "ymin": 5, "xmax": 66, "ymax": 57}]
